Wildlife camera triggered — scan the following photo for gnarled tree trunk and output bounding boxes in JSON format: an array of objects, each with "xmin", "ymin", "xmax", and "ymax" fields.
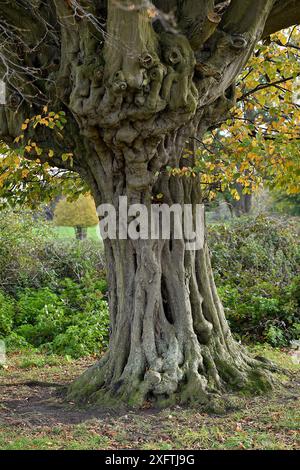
[
  {"xmin": 69, "ymin": 177, "xmax": 273, "ymax": 407},
  {"xmin": 66, "ymin": 1, "xmax": 276, "ymax": 406},
  {"xmin": 69, "ymin": 133, "xmax": 274, "ymax": 407}
]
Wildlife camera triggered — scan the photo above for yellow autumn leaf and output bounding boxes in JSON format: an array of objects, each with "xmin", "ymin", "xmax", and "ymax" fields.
[{"xmin": 21, "ymin": 169, "xmax": 29, "ymax": 178}]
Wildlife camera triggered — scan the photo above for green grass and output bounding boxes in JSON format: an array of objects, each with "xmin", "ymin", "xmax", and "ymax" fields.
[
  {"xmin": 17, "ymin": 354, "xmax": 72, "ymax": 369},
  {"xmin": 53, "ymin": 225, "xmax": 101, "ymax": 241},
  {"xmin": 249, "ymin": 343, "xmax": 300, "ymax": 372},
  {"xmin": 0, "ymin": 347, "xmax": 299, "ymax": 450},
  {"xmin": 0, "ymin": 428, "xmax": 112, "ymax": 450}
]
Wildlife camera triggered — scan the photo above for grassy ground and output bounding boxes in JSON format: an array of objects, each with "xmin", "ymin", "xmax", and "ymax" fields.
[
  {"xmin": 54, "ymin": 225, "xmax": 101, "ymax": 241},
  {"xmin": 0, "ymin": 345, "xmax": 299, "ymax": 450}
]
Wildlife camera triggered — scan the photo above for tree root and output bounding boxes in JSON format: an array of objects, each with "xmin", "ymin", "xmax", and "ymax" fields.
[{"xmin": 67, "ymin": 345, "xmax": 277, "ymax": 409}]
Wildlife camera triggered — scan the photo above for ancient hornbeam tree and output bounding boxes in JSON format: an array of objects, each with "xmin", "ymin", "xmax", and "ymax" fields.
[{"xmin": 0, "ymin": 1, "xmax": 299, "ymax": 407}]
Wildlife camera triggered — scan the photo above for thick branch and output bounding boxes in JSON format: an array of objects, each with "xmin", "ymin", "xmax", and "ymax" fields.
[
  {"xmin": 0, "ymin": 1, "xmax": 47, "ymax": 38},
  {"xmin": 263, "ymin": 0, "xmax": 300, "ymax": 37},
  {"xmin": 177, "ymin": 0, "xmax": 219, "ymax": 50},
  {"xmin": 194, "ymin": 0, "xmax": 275, "ymax": 108}
]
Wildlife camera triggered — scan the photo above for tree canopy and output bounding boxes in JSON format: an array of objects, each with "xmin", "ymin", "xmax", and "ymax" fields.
[
  {"xmin": 0, "ymin": 1, "xmax": 299, "ymax": 171},
  {"xmin": 53, "ymin": 194, "xmax": 98, "ymax": 228}
]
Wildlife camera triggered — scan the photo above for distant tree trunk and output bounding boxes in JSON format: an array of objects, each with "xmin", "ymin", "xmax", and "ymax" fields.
[
  {"xmin": 232, "ymin": 184, "xmax": 253, "ymax": 217},
  {"xmin": 75, "ymin": 226, "xmax": 87, "ymax": 240},
  {"xmin": 44, "ymin": 196, "xmax": 62, "ymax": 221}
]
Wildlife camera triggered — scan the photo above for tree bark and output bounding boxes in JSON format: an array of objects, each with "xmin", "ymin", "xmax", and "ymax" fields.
[
  {"xmin": 231, "ymin": 184, "xmax": 253, "ymax": 217},
  {"xmin": 75, "ymin": 226, "xmax": 88, "ymax": 240}
]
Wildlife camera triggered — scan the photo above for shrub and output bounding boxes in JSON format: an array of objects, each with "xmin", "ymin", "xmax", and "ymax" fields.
[
  {"xmin": 4, "ymin": 332, "xmax": 32, "ymax": 351},
  {"xmin": 49, "ymin": 302, "xmax": 109, "ymax": 358},
  {"xmin": 15, "ymin": 287, "xmax": 63, "ymax": 325},
  {"xmin": 0, "ymin": 209, "xmax": 105, "ymax": 295},
  {"xmin": 0, "ymin": 210, "xmax": 54, "ymax": 293},
  {"xmin": 42, "ymin": 238, "xmax": 105, "ymax": 285},
  {"xmin": 0, "ymin": 209, "xmax": 109, "ymax": 357},
  {"xmin": 55, "ymin": 276, "xmax": 107, "ymax": 312},
  {"xmin": 15, "ymin": 307, "xmax": 67, "ymax": 347},
  {"xmin": 208, "ymin": 215, "xmax": 300, "ymax": 346},
  {"xmin": 1, "ymin": 281, "xmax": 109, "ymax": 356},
  {"xmin": 0, "ymin": 290, "xmax": 15, "ymax": 337}
]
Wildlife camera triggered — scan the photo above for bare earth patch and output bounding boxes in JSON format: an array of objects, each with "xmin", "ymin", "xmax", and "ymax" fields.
[{"xmin": 0, "ymin": 347, "xmax": 299, "ymax": 450}]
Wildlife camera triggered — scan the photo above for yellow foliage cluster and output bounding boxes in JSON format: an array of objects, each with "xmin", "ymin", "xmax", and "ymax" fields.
[
  {"xmin": 53, "ymin": 194, "xmax": 99, "ymax": 228},
  {"xmin": 14, "ymin": 107, "xmax": 73, "ymax": 166},
  {"xmin": 193, "ymin": 27, "xmax": 300, "ymax": 200}
]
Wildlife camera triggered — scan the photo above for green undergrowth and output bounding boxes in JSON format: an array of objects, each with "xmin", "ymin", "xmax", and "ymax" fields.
[{"xmin": 208, "ymin": 215, "xmax": 300, "ymax": 346}]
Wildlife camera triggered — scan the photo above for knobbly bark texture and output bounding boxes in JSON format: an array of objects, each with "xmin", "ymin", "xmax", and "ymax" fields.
[{"xmin": 0, "ymin": 0, "xmax": 299, "ymax": 407}]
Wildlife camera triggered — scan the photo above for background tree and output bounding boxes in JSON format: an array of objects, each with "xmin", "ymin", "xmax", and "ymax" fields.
[
  {"xmin": 53, "ymin": 194, "xmax": 98, "ymax": 240},
  {"xmin": 0, "ymin": 1, "xmax": 300, "ymax": 407}
]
